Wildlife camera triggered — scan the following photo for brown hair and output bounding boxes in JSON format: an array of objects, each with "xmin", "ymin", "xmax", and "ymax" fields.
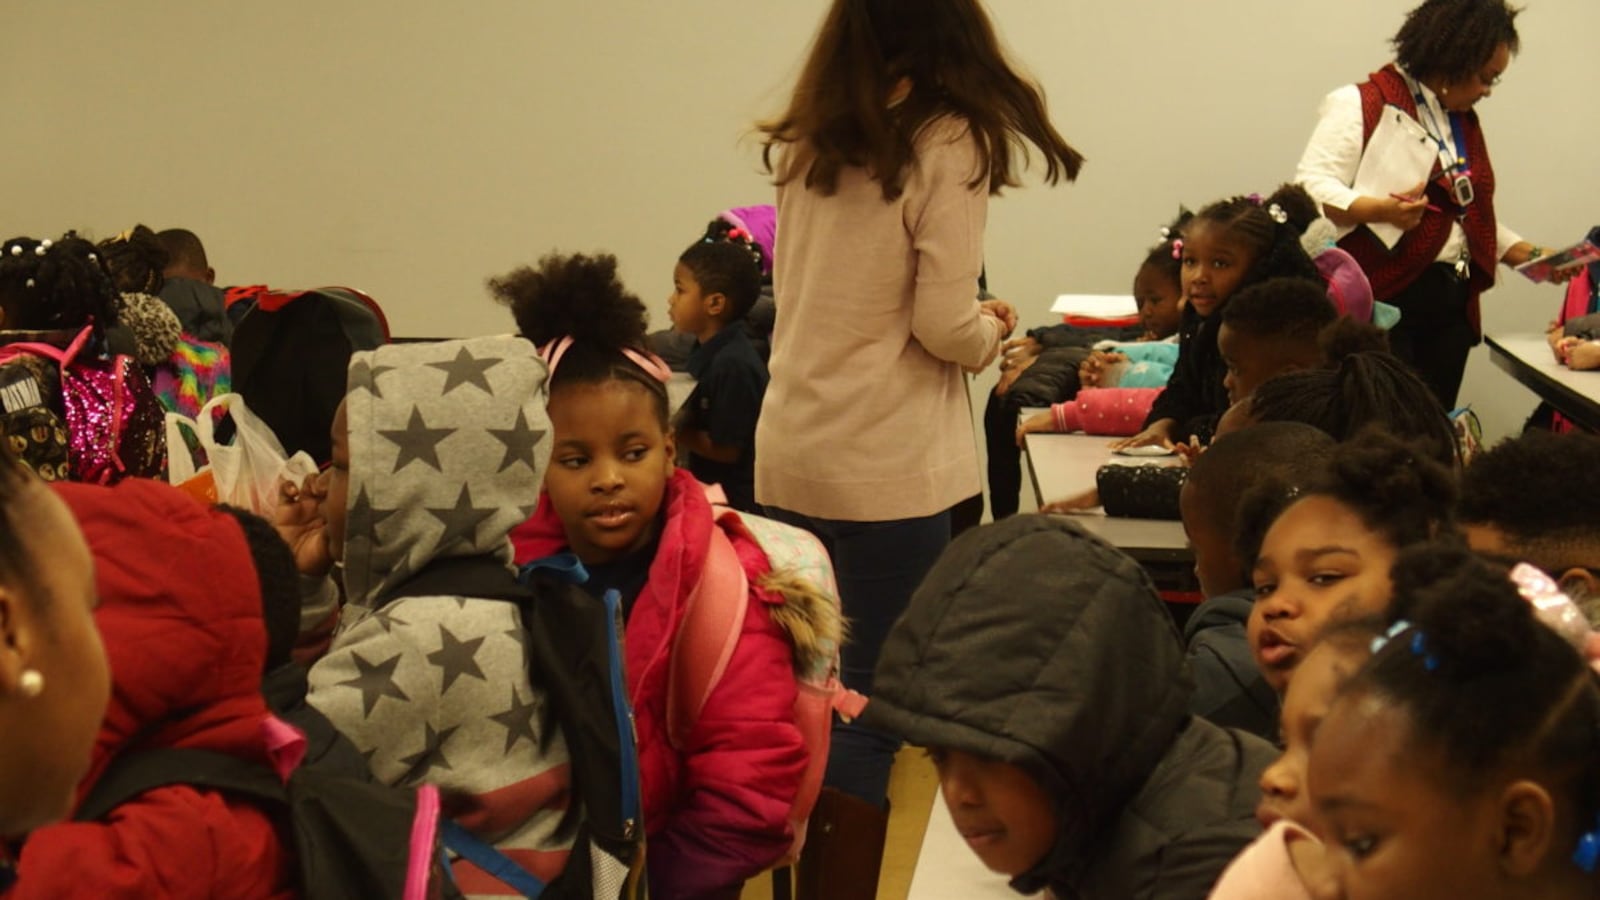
[{"xmin": 760, "ymin": 0, "xmax": 1084, "ymax": 202}]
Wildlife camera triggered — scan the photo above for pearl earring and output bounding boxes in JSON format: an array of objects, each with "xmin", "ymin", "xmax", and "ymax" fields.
[{"xmin": 18, "ymin": 669, "xmax": 43, "ymax": 699}]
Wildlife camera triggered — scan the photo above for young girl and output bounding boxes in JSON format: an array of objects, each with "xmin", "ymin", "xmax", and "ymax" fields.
[
  {"xmin": 498, "ymin": 252, "xmax": 835, "ymax": 900},
  {"xmin": 1308, "ymin": 543, "xmax": 1600, "ymax": 900},
  {"xmin": 1116, "ymin": 185, "xmax": 1323, "ymax": 450},
  {"xmin": 1237, "ymin": 429, "xmax": 1456, "ymax": 696},
  {"xmin": 0, "ymin": 442, "xmax": 109, "ymax": 849}
]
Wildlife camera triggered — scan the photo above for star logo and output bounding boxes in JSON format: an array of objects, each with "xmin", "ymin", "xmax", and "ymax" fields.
[
  {"xmin": 425, "ymin": 485, "xmax": 498, "ymax": 551},
  {"xmin": 489, "ymin": 684, "xmax": 541, "ymax": 753},
  {"xmin": 427, "ymin": 624, "xmax": 487, "ymax": 694},
  {"xmin": 378, "ymin": 408, "xmax": 453, "ymax": 473},
  {"xmin": 336, "ymin": 651, "xmax": 410, "ymax": 718},
  {"xmin": 428, "ymin": 346, "xmax": 501, "ymax": 396},
  {"xmin": 487, "ymin": 408, "xmax": 547, "ymax": 473}
]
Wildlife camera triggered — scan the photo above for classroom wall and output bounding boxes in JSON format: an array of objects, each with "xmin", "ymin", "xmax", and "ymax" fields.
[{"xmin": 3, "ymin": 1, "xmax": 1597, "ymax": 439}]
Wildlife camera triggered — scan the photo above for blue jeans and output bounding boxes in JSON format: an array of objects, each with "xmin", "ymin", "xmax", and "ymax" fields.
[{"xmin": 765, "ymin": 507, "xmax": 951, "ymax": 807}]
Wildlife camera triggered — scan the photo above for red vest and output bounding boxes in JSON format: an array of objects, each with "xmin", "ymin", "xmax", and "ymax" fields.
[{"xmin": 1338, "ymin": 64, "xmax": 1499, "ymax": 337}]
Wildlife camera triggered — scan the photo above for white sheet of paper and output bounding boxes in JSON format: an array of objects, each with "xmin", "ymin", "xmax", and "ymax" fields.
[
  {"xmin": 1050, "ymin": 294, "xmax": 1137, "ymax": 318},
  {"xmin": 1352, "ymin": 105, "xmax": 1437, "ymax": 249}
]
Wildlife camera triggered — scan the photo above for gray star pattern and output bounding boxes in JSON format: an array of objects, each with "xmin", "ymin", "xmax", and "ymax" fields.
[
  {"xmin": 336, "ymin": 651, "xmax": 410, "ymax": 718},
  {"xmin": 347, "ymin": 486, "xmax": 398, "ymax": 535},
  {"xmin": 428, "ymin": 347, "xmax": 501, "ymax": 396},
  {"xmin": 426, "ymin": 485, "xmax": 497, "ymax": 551},
  {"xmin": 487, "ymin": 409, "xmax": 547, "ymax": 473},
  {"xmin": 398, "ymin": 722, "xmax": 460, "ymax": 774},
  {"xmin": 378, "ymin": 408, "xmax": 452, "ymax": 473},
  {"xmin": 371, "ymin": 607, "xmax": 410, "ymax": 634},
  {"xmin": 489, "ymin": 684, "xmax": 541, "ymax": 752},
  {"xmin": 427, "ymin": 624, "xmax": 487, "ymax": 694},
  {"xmin": 348, "ymin": 361, "xmax": 397, "ymax": 399}
]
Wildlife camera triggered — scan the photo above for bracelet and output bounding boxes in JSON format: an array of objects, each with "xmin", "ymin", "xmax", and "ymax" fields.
[{"xmin": 1529, "ymin": 246, "xmax": 1546, "ymax": 262}]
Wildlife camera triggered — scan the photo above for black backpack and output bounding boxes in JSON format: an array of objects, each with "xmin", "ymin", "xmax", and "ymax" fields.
[
  {"xmin": 76, "ymin": 744, "xmax": 462, "ymax": 900},
  {"xmin": 384, "ymin": 555, "xmax": 646, "ymax": 900}
]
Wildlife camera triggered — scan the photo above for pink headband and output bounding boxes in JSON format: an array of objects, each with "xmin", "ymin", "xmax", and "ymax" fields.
[
  {"xmin": 537, "ymin": 335, "xmax": 673, "ymax": 384},
  {"xmin": 1511, "ymin": 562, "xmax": 1600, "ymax": 674}
]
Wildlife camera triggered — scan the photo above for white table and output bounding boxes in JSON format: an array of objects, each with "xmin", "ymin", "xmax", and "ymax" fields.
[
  {"xmin": 1021, "ymin": 428, "xmax": 1191, "ymax": 563},
  {"xmin": 1486, "ymin": 334, "xmax": 1600, "ymax": 432}
]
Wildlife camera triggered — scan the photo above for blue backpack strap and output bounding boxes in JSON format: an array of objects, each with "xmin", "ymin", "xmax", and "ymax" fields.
[{"xmin": 440, "ymin": 820, "xmax": 547, "ymax": 899}]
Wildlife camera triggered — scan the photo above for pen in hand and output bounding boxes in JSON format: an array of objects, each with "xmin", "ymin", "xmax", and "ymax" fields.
[{"xmin": 1390, "ymin": 192, "xmax": 1442, "ymax": 213}]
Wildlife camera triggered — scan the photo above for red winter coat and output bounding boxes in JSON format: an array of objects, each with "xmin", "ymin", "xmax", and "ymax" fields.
[
  {"xmin": 5, "ymin": 479, "xmax": 297, "ymax": 900},
  {"xmin": 1050, "ymin": 387, "xmax": 1161, "ymax": 436},
  {"xmin": 512, "ymin": 469, "xmax": 806, "ymax": 899}
]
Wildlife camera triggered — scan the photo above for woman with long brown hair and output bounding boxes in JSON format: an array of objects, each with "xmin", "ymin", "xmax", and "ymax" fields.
[{"xmin": 755, "ymin": 2, "xmax": 1083, "ymax": 893}]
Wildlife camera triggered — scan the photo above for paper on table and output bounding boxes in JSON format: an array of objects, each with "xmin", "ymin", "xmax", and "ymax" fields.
[
  {"xmin": 1352, "ymin": 105, "xmax": 1437, "ymax": 249},
  {"xmin": 1050, "ymin": 294, "xmax": 1137, "ymax": 318}
]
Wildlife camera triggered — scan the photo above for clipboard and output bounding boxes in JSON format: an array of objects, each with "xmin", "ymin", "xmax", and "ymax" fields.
[{"xmin": 1353, "ymin": 105, "xmax": 1437, "ymax": 249}]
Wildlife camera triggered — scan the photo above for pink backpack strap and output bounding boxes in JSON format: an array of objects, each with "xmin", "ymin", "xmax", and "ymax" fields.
[{"xmin": 665, "ymin": 524, "xmax": 748, "ymax": 750}]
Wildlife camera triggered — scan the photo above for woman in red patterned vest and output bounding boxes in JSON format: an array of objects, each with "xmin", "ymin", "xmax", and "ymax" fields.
[{"xmin": 1294, "ymin": 0, "xmax": 1569, "ymax": 409}]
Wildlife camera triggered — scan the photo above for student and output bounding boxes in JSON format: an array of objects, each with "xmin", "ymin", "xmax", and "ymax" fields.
[
  {"xmin": 9, "ymin": 478, "xmax": 296, "ymax": 898},
  {"xmin": 154, "ymin": 228, "xmax": 232, "ymax": 346},
  {"xmin": 865, "ymin": 515, "xmax": 1273, "ymax": 898},
  {"xmin": 1116, "ymin": 186, "xmax": 1323, "ymax": 450},
  {"xmin": 497, "ymin": 252, "xmax": 830, "ymax": 900},
  {"xmin": 1237, "ymin": 429, "xmax": 1456, "ymax": 696},
  {"xmin": 1223, "ymin": 351, "xmax": 1460, "ymax": 469},
  {"xmin": 649, "ymin": 209, "xmax": 778, "ymax": 371},
  {"xmin": 668, "ymin": 238, "xmax": 769, "ymax": 513},
  {"xmin": 1209, "ymin": 618, "xmax": 1382, "ymax": 900},
  {"xmin": 1458, "ymin": 431, "xmax": 1600, "ymax": 624},
  {"xmin": 1307, "ymin": 543, "xmax": 1600, "ymax": 900},
  {"xmin": 0, "ymin": 443, "xmax": 109, "ymax": 847},
  {"xmin": 279, "ymin": 335, "xmax": 581, "ymax": 897},
  {"xmin": 1181, "ymin": 423, "xmax": 1336, "ymax": 740}
]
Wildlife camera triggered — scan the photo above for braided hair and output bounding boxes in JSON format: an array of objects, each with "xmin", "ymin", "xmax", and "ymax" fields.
[
  {"xmin": 95, "ymin": 225, "xmax": 168, "ymax": 295},
  {"xmin": 0, "ymin": 233, "xmax": 121, "ymax": 336},
  {"xmin": 1190, "ymin": 184, "xmax": 1322, "ymax": 292}
]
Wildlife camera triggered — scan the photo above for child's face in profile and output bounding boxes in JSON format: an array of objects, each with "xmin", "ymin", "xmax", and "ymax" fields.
[
  {"xmin": 544, "ymin": 379, "xmax": 674, "ymax": 565},
  {"xmin": 1179, "ymin": 220, "xmax": 1258, "ymax": 319},
  {"xmin": 1256, "ymin": 640, "xmax": 1367, "ymax": 830},
  {"xmin": 1308, "ymin": 693, "xmax": 1508, "ymax": 900},
  {"xmin": 317, "ymin": 398, "xmax": 351, "ymax": 562},
  {"xmin": 1247, "ymin": 496, "xmax": 1396, "ymax": 694},
  {"xmin": 1218, "ymin": 324, "xmax": 1318, "ymax": 408},
  {"xmin": 1132, "ymin": 263, "xmax": 1183, "ymax": 339},
  {"xmin": 930, "ymin": 747, "xmax": 1058, "ymax": 878},
  {"xmin": 1178, "ymin": 478, "xmax": 1241, "ymax": 599},
  {"xmin": 667, "ymin": 263, "xmax": 716, "ymax": 338}
]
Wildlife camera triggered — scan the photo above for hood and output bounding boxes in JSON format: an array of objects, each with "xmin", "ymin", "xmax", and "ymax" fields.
[
  {"xmin": 1182, "ymin": 589, "xmax": 1255, "ymax": 643},
  {"xmin": 864, "ymin": 515, "xmax": 1193, "ymax": 880},
  {"xmin": 341, "ymin": 335, "xmax": 551, "ymax": 609},
  {"xmin": 54, "ymin": 479, "xmax": 275, "ymax": 786}
]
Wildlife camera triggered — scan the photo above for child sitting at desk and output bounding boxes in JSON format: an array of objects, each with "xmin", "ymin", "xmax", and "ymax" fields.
[
  {"xmin": 667, "ymin": 237, "xmax": 770, "ymax": 513},
  {"xmin": 865, "ymin": 515, "xmax": 1273, "ymax": 898}
]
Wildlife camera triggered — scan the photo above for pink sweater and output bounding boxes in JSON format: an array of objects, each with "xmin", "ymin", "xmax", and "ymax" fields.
[{"xmin": 755, "ymin": 116, "xmax": 1003, "ymax": 521}]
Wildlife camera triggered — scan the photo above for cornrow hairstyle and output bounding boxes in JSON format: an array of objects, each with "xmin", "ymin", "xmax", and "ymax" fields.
[
  {"xmin": 488, "ymin": 252, "xmax": 668, "ymax": 425},
  {"xmin": 1246, "ymin": 352, "xmax": 1459, "ymax": 469},
  {"xmin": 1221, "ymin": 277, "xmax": 1338, "ymax": 344},
  {"xmin": 1347, "ymin": 542, "xmax": 1600, "ymax": 844},
  {"xmin": 1393, "ymin": 0, "xmax": 1522, "ymax": 86},
  {"xmin": 1459, "ymin": 431, "xmax": 1600, "ymax": 548},
  {"xmin": 1318, "ymin": 316, "xmax": 1390, "ymax": 364},
  {"xmin": 1191, "ymin": 184, "xmax": 1322, "ymax": 293},
  {"xmin": 678, "ymin": 240, "xmax": 763, "ymax": 323},
  {"xmin": 96, "ymin": 225, "xmax": 168, "ymax": 295},
  {"xmin": 1236, "ymin": 426, "xmax": 1458, "ymax": 569},
  {"xmin": 702, "ymin": 218, "xmax": 770, "ymax": 281},
  {"xmin": 1141, "ymin": 209, "xmax": 1193, "ymax": 291},
  {"xmin": 0, "ymin": 440, "xmax": 42, "ymax": 601},
  {"xmin": 217, "ymin": 505, "xmax": 301, "ymax": 673},
  {"xmin": 0, "ymin": 233, "xmax": 122, "ymax": 336}
]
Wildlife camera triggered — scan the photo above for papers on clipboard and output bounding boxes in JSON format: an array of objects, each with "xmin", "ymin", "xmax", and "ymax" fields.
[
  {"xmin": 1516, "ymin": 240, "xmax": 1600, "ymax": 284},
  {"xmin": 1050, "ymin": 294, "xmax": 1137, "ymax": 318},
  {"xmin": 1353, "ymin": 105, "xmax": 1437, "ymax": 249}
]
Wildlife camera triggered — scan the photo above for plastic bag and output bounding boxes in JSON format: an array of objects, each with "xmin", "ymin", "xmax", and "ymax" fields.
[{"xmin": 166, "ymin": 393, "xmax": 317, "ymax": 515}]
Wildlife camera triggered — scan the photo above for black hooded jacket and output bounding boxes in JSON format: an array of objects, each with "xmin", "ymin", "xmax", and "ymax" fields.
[{"xmin": 864, "ymin": 516, "xmax": 1272, "ymax": 899}]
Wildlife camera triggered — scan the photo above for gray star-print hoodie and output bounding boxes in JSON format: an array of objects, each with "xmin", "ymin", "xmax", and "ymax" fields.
[{"xmin": 305, "ymin": 336, "xmax": 576, "ymax": 897}]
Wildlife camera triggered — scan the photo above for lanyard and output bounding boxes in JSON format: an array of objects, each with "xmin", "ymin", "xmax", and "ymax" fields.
[{"xmin": 1401, "ymin": 70, "xmax": 1470, "ymax": 178}]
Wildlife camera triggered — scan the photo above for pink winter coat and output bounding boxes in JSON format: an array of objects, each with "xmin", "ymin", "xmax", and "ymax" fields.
[
  {"xmin": 511, "ymin": 469, "xmax": 806, "ymax": 899},
  {"xmin": 1049, "ymin": 387, "xmax": 1161, "ymax": 436}
]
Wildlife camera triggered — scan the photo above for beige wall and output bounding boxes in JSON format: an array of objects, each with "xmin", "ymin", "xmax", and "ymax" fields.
[{"xmin": 3, "ymin": 1, "xmax": 1597, "ymax": 438}]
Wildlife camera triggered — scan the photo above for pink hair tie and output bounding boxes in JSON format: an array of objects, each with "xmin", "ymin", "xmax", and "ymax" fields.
[
  {"xmin": 1511, "ymin": 563, "xmax": 1597, "ymax": 661},
  {"xmin": 538, "ymin": 335, "xmax": 575, "ymax": 375},
  {"xmin": 538, "ymin": 335, "xmax": 671, "ymax": 384}
]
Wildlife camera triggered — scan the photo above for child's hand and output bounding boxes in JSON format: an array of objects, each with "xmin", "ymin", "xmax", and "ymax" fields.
[
  {"xmin": 1109, "ymin": 419, "xmax": 1175, "ymax": 451},
  {"xmin": 1567, "ymin": 340, "xmax": 1600, "ymax": 371},
  {"xmin": 276, "ymin": 473, "xmax": 334, "ymax": 578},
  {"xmin": 1078, "ymin": 351, "xmax": 1127, "ymax": 388},
  {"xmin": 1549, "ymin": 321, "xmax": 1567, "ymax": 358},
  {"xmin": 996, "ymin": 354, "xmax": 1037, "ymax": 395},
  {"xmin": 1038, "ymin": 488, "xmax": 1099, "ymax": 514},
  {"xmin": 980, "ymin": 299, "xmax": 1018, "ymax": 338},
  {"xmin": 1000, "ymin": 336, "xmax": 1042, "ymax": 368},
  {"xmin": 1174, "ymin": 434, "xmax": 1206, "ymax": 467},
  {"xmin": 1015, "ymin": 410, "xmax": 1054, "ymax": 447}
]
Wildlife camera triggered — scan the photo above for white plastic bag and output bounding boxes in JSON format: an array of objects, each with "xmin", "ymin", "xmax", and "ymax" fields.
[{"xmin": 166, "ymin": 393, "xmax": 318, "ymax": 516}]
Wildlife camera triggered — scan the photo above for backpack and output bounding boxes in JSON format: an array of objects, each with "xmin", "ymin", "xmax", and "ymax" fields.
[
  {"xmin": 0, "ymin": 325, "xmax": 165, "ymax": 484},
  {"xmin": 226, "ymin": 286, "xmax": 389, "ymax": 464},
  {"xmin": 666, "ymin": 500, "xmax": 860, "ymax": 863},
  {"xmin": 387, "ymin": 555, "xmax": 646, "ymax": 900},
  {"xmin": 76, "ymin": 746, "xmax": 461, "ymax": 900}
]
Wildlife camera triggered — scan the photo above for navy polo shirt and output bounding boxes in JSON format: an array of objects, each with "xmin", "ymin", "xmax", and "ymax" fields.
[{"xmin": 684, "ymin": 325, "xmax": 769, "ymax": 512}]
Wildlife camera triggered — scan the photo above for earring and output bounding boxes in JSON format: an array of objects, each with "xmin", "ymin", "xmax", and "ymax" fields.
[{"xmin": 18, "ymin": 669, "xmax": 43, "ymax": 699}]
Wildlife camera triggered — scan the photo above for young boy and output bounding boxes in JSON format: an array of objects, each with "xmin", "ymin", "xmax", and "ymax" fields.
[
  {"xmin": 865, "ymin": 515, "xmax": 1273, "ymax": 898},
  {"xmin": 1216, "ymin": 277, "xmax": 1338, "ymax": 406},
  {"xmin": 1459, "ymin": 430, "xmax": 1600, "ymax": 623},
  {"xmin": 1179, "ymin": 423, "xmax": 1336, "ymax": 741},
  {"xmin": 667, "ymin": 240, "xmax": 768, "ymax": 512}
]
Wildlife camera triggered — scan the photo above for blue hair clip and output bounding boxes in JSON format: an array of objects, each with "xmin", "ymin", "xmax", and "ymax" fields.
[
  {"xmin": 1409, "ymin": 631, "xmax": 1440, "ymax": 672},
  {"xmin": 1573, "ymin": 816, "xmax": 1600, "ymax": 873}
]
